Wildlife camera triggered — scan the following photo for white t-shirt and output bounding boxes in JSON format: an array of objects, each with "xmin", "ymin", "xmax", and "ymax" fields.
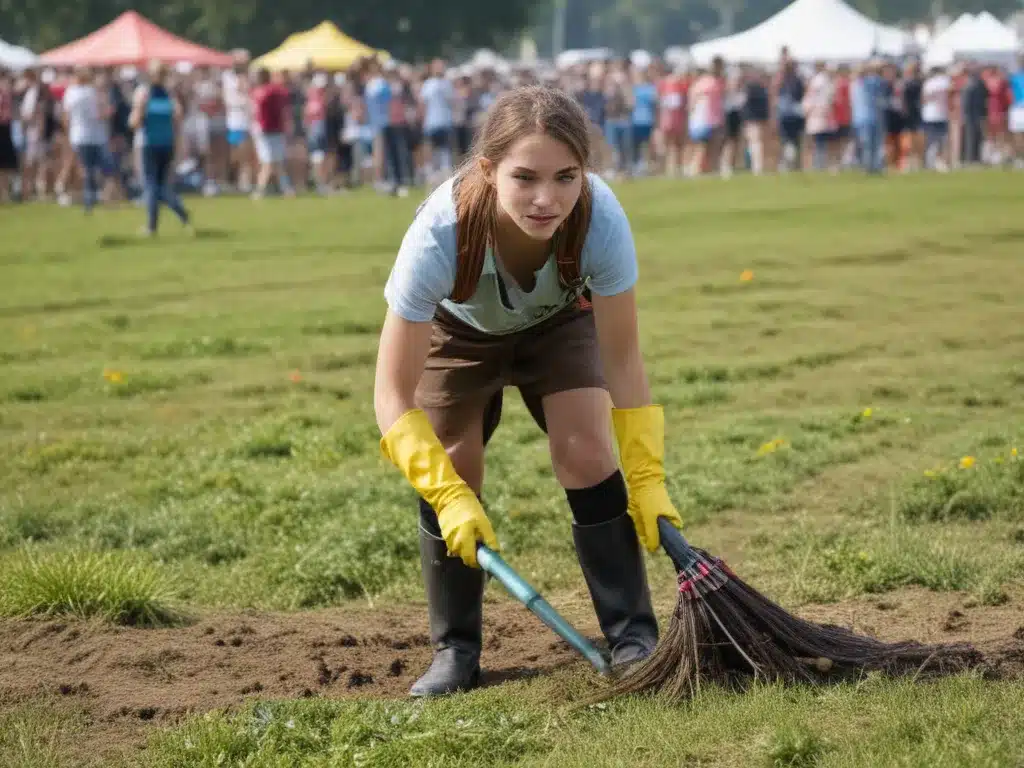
[
  {"xmin": 420, "ymin": 77, "xmax": 454, "ymax": 133},
  {"xmin": 222, "ymin": 71, "xmax": 250, "ymax": 132},
  {"xmin": 922, "ymin": 75, "xmax": 951, "ymax": 123},
  {"xmin": 20, "ymin": 84, "xmax": 39, "ymax": 122},
  {"xmin": 62, "ymin": 85, "xmax": 108, "ymax": 146},
  {"xmin": 384, "ymin": 172, "xmax": 638, "ymax": 335},
  {"xmin": 19, "ymin": 85, "xmax": 43, "ymax": 142},
  {"xmin": 804, "ymin": 72, "xmax": 836, "ymax": 135}
]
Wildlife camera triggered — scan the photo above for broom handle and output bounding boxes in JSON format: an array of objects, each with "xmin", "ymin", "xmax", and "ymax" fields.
[
  {"xmin": 477, "ymin": 545, "xmax": 612, "ymax": 677},
  {"xmin": 657, "ymin": 517, "xmax": 701, "ymax": 571}
]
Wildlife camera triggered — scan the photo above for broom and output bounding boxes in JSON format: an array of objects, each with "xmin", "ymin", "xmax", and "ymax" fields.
[{"xmin": 603, "ymin": 518, "xmax": 983, "ymax": 701}]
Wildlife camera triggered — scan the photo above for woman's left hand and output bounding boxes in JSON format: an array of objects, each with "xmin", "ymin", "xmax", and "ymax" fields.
[
  {"xmin": 625, "ymin": 478, "xmax": 683, "ymax": 553},
  {"xmin": 612, "ymin": 404, "xmax": 684, "ymax": 552}
]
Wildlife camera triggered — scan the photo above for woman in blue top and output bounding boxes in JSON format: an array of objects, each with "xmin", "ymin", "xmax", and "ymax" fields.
[
  {"xmin": 631, "ymin": 68, "xmax": 658, "ymax": 175},
  {"xmin": 375, "ymin": 85, "xmax": 685, "ymax": 697},
  {"xmin": 129, "ymin": 60, "xmax": 192, "ymax": 237}
]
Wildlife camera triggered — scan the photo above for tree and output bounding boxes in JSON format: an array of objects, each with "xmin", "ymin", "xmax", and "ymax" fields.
[{"xmin": 0, "ymin": 0, "xmax": 539, "ymax": 62}]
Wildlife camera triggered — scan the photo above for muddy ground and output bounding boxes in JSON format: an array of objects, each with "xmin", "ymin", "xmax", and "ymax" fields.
[{"xmin": 1, "ymin": 586, "xmax": 1022, "ymax": 765}]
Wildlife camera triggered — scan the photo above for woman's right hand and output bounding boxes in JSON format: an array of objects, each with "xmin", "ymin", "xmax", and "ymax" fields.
[
  {"xmin": 375, "ymin": 311, "xmax": 498, "ymax": 569},
  {"xmin": 379, "ymin": 407, "xmax": 498, "ymax": 569},
  {"xmin": 435, "ymin": 492, "xmax": 498, "ymax": 568}
]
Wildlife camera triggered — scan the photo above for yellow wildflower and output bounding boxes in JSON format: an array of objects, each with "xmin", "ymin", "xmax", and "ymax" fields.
[
  {"xmin": 923, "ymin": 470, "xmax": 936, "ymax": 478},
  {"xmin": 861, "ymin": 407, "xmax": 873, "ymax": 419},
  {"xmin": 959, "ymin": 456, "xmax": 975, "ymax": 469},
  {"xmin": 1012, "ymin": 447, "xmax": 1018, "ymax": 458},
  {"xmin": 757, "ymin": 438, "xmax": 786, "ymax": 456},
  {"xmin": 739, "ymin": 269, "xmax": 754, "ymax": 282},
  {"xmin": 103, "ymin": 369, "xmax": 124, "ymax": 384}
]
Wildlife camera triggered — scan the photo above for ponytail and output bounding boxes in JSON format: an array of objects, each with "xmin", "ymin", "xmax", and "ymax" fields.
[
  {"xmin": 554, "ymin": 177, "xmax": 592, "ymax": 289},
  {"xmin": 451, "ymin": 167, "xmax": 497, "ymax": 303}
]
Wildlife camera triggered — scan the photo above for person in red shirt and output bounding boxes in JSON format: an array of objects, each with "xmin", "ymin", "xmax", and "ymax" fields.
[
  {"xmin": 657, "ymin": 67, "xmax": 688, "ymax": 177},
  {"xmin": 250, "ymin": 68, "xmax": 293, "ymax": 198},
  {"xmin": 831, "ymin": 64, "xmax": 854, "ymax": 168},
  {"xmin": 983, "ymin": 66, "xmax": 1011, "ymax": 164}
]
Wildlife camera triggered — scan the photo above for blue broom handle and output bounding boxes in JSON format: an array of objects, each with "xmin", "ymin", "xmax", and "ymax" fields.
[
  {"xmin": 477, "ymin": 545, "xmax": 611, "ymax": 677},
  {"xmin": 657, "ymin": 517, "xmax": 699, "ymax": 570}
]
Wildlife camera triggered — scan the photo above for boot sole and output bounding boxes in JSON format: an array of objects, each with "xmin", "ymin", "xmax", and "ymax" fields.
[{"xmin": 408, "ymin": 667, "xmax": 481, "ymax": 698}]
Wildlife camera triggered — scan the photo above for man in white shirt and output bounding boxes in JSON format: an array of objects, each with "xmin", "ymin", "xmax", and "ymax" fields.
[
  {"xmin": 419, "ymin": 59, "xmax": 455, "ymax": 184},
  {"xmin": 921, "ymin": 66, "xmax": 951, "ymax": 171},
  {"xmin": 803, "ymin": 62, "xmax": 837, "ymax": 171},
  {"xmin": 18, "ymin": 69, "xmax": 49, "ymax": 200},
  {"xmin": 62, "ymin": 66, "xmax": 112, "ymax": 212}
]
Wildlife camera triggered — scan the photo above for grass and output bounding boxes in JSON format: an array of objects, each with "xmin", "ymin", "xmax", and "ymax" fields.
[
  {"xmin": 0, "ymin": 703, "xmax": 90, "ymax": 768},
  {"xmin": 0, "ymin": 548, "xmax": 181, "ymax": 626},
  {"xmin": 2, "ymin": 170, "xmax": 1023, "ymax": 765},
  {"xmin": 139, "ymin": 674, "xmax": 1024, "ymax": 767}
]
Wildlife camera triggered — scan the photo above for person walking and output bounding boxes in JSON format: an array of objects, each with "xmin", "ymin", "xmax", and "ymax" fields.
[{"xmin": 129, "ymin": 60, "xmax": 192, "ymax": 236}]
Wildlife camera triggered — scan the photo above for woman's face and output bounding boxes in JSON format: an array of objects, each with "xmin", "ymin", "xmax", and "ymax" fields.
[{"xmin": 484, "ymin": 131, "xmax": 583, "ymax": 243}]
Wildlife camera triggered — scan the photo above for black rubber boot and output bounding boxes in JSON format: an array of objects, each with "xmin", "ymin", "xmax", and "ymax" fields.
[
  {"xmin": 572, "ymin": 512, "xmax": 659, "ymax": 668},
  {"xmin": 409, "ymin": 526, "xmax": 485, "ymax": 697}
]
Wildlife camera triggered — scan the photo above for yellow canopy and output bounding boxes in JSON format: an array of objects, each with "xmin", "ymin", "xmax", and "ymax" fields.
[{"xmin": 252, "ymin": 21, "xmax": 389, "ymax": 71}]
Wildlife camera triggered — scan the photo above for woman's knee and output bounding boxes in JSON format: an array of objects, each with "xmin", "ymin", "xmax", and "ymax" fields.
[{"xmin": 548, "ymin": 427, "xmax": 617, "ymax": 490}]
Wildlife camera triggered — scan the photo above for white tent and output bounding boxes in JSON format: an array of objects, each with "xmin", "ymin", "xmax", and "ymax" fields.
[
  {"xmin": 688, "ymin": 0, "xmax": 915, "ymax": 65},
  {"xmin": 467, "ymin": 48, "xmax": 511, "ymax": 75},
  {"xmin": 555, "ymin": 48, "xmax": 614, "ymax": 69},
  {"xmin": 923, "ymin": 12, "xmax": 1020, "ymax": 66},
  {"xmin": 0, "ymin": 38, "xmax": 39, "ymax": 70}
]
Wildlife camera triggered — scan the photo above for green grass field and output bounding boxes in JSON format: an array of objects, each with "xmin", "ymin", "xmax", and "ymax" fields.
[{"xmin": 1, "ymin": 171, "xmax": 1023, "ymax": 767}]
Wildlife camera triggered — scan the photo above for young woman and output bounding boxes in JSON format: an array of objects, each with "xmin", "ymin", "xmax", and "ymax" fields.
[
  {"xmin": 129, "ymin": 60, "xmax": 192, "ymax": 236},
  {"xmin": 373, "ymin": 84, "xmax": 684, "ymax": 698}
]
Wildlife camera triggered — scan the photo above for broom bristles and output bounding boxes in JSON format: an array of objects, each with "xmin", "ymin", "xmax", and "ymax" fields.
[{"xmin": 596, "ymin": 548, "xmax": 983, "ymax": 702}]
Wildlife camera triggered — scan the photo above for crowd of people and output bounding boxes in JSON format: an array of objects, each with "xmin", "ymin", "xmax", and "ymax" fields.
[{"xmin": 1, "ymin": 48, "xmax": 1023, "ymax": 213}]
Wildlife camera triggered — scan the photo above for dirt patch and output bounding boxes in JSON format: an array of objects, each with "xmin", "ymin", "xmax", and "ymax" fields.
[
  {"xmin": 0, "ymin": 599, "xmax": 594, "ymax": 714},
  {"xmin": 1, "ymin": 586, "xmax": 1021, "ymax": 764},
  {"xmin": 0, "ymin": 597, "xmax": 600, "ymax": 764},
  {"xmin": 794, "ymin": 585, "xmax": 1024, "ymax": 680}
]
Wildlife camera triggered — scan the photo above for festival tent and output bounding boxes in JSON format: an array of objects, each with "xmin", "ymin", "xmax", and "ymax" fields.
[
  {"xmin": 688, "ymin": 0, "xmax": 915, "ymax": 65},
  {"xmin": 40, "ymin": 11, "xmax": 233, "ymax": 68},
  {"xmin": 252, "ymin": 21, "xmax": 388, "ymax": 71},
  {"xmin": 0, "ymin": 38, "xmax": 39, "ymax": 70},
  {"xmin": 465, "ymin": 49, "xmax": 511, "ymax": 75},
  {"xmin": 921, "ymin": 13, "xmax": 978, "ymax": 64},
  {"xmin": 554, "ymin": 48, "xmax": 614, "ymax": 69},
  {"xmin": 924, "ymin": 12, "xmax": 1020, "ymax": 66}
]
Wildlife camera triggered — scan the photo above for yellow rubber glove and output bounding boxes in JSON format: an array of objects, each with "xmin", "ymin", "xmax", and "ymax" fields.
[
  {"xmin": 380, "ymin": 408, "xmax": 498, "ymax": 568},
  {"xmin": 611, "ymin": 404, "xmax": 684, "ymax": 552}
]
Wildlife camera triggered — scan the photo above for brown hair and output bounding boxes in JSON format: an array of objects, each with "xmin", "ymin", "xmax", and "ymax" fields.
[{"xmin": 450, "ymin": 84, "xmax": 593, "ymax": 303}]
